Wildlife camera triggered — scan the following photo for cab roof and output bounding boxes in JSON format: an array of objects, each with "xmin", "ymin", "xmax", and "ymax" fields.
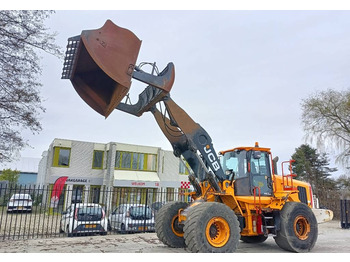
[{"xmin": 219, "ymin": 142, "xmax": 271, "ymax": 155}]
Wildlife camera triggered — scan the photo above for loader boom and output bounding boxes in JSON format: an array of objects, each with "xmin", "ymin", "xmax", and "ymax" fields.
[{"xmin": 117, "ymin": 66, "xmax": 226, "ymax": 191}]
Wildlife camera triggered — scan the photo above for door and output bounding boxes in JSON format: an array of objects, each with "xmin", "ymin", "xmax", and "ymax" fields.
[{"xmin": 249, "ymin": 151, "xmax": 273, "ymax": 196}]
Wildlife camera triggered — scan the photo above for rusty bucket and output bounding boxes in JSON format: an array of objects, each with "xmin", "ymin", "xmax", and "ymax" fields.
[{"xmin": 62, "ymin": 20, "xmax": 142, "ymax": 117}]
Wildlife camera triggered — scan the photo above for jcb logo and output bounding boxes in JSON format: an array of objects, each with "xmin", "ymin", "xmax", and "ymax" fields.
[{"xmin": 204, "ymin": 145, "xmax": 220, "ymax": 171}]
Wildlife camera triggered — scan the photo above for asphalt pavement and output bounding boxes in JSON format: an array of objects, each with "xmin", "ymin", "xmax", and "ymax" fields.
[{"xmin": 0, "ymin": 220, "xmax": 349, "ymax": 253}]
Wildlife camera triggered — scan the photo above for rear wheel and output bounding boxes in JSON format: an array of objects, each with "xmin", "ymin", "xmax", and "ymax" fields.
[
  {"xmin": 155, "ymin": 201, "xmax": 188, "ymax": 248},
  {"xmin": 274, "ymin": 202, "xmax": 318, "ymax": 252},
  {"xmin": 183, "ymin": 202, "xmax": 240, "ymax": 253}
]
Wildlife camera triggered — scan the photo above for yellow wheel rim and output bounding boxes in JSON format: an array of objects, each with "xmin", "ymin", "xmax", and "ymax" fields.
[
  {"xmin": 205, "ymin": 217, "xmax": 230, "ymax": 247},
  {"xmin": 171, "ymin": 215, "xmax": 184, "ymax": 237},
  {"xmin": 293, "ymin": 215, "xmax": 310, "ymax": 240}
]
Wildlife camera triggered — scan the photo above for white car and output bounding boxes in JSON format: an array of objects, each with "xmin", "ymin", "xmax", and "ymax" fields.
[
  {"xmin": 60, "ymin": 203, "xmax": 108, "ymax": 236},
  {"xmin": 7, "ymin": 193, "xmax": 33, "ymax": 213},
  {"xmin": 109, "ymin": 204, "xmax": 155, "ymax": 233}
]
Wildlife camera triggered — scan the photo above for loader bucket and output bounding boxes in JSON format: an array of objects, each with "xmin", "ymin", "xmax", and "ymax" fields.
[{"xmin": 62, "ymin": 20, "xmax": 142, "ymax": 117}]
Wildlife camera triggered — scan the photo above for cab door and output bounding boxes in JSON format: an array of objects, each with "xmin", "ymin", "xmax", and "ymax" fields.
[{"xmin": 248, "ymin": 151, "xmax": 273, "ymax": 196}]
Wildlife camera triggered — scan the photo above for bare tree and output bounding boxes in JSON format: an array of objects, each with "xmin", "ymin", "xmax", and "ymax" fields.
[
  {"xmin": 0, "ymin": 10, "xmax": 62, "ymax": 163},
  {"xmin": 301, "ymin": 89, "xmax": 350, "ymax": 168}
]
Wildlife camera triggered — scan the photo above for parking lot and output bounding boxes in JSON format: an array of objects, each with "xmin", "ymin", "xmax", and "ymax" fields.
[{"xmin": 0, "ymin": 220, "xmax": 349, "ymax": 253}]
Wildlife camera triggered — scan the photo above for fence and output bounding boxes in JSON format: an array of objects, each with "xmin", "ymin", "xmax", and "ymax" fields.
[
  {"xmin": 340, "ymin": 199, "xmax": 350, "ymax": 229},
  {"xmin": 0, "ymin": 184, "xmax": 191, "ymax": 241}
]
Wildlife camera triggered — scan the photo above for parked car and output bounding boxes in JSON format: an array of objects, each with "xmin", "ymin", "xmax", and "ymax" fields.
[
  {"xmin": 109, "ymin": 204, "xmax": 155, "ymax": 233},
  {"xmin": 151, "ymin": 201, "xmax": 166, "ymax": 212},
  {"xmin": 60, "ymin": 203, "xmax": 108, "ymax": 237},
  {"xmin": 7, "ymin": 193, "xmax": 33, "ymax": 213}
]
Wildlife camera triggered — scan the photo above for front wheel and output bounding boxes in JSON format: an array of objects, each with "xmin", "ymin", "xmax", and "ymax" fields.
[
  {"xmin": 183, "ymin": 202, "xmax": 240, "ymax": 253},
  {"xmin": 274, "ymin": 202, "xmax": 318, "ymax": 252},
  {"xmin": 155, "ymin": 201, "xmax": 188, "ymax": 248}
]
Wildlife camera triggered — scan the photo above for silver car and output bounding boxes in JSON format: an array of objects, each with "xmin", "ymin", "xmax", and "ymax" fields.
[
  {"xmin": 109, "ymin": 204, "xmax": 155, "ymax": 233},
  {"xmin": 7, "ymin": 193, "xmax": 33, "ymax": 213},
  {"xmin": 60, "ymin": 203, "xmax": 108, "ymax": 237}
]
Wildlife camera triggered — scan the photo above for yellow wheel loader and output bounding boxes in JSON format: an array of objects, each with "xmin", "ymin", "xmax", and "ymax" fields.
[{"xmin": 62, "ymin": 20, "xmax": 320, "ymax": 252}]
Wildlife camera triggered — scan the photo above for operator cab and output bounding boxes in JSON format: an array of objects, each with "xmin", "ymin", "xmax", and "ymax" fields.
[{"xmin": 220, "ymin": 143, "xmax": 273, "ymax": 196}]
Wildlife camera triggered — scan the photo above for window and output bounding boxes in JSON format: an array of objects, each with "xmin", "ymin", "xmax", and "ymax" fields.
[
  {"xmin": 89, "ymin": 186, "xmax": 101, "ymax": 203},
  {"xmin": 115, "ymin": 151, "xmax": 157, "ymax": 171},
  {"xmin": 72, "ymin": 185, "xmax": 84, "ymax": 203},
  {"xmin": 221, "ymin": 150, "xmax": 248, "ymax": 179},
  {"xmin": 53, "ymin": 147, "xmax": 71, "ymax": 167},
  {"xmin": 92, "ymin": 150, "xmax": 104, "ymax": 169},
  {"xmin": 250, "ymin": 152, "xmax": 270, "ymax": 176},
  {"xmin": 179, "ymin": 158, "xmax": 190, "ymax": 175}
]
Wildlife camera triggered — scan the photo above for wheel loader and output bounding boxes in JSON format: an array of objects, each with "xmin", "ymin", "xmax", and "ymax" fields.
[{"xmin": 61, "ymin": 20, "xmax": 321, "ymax": 252}]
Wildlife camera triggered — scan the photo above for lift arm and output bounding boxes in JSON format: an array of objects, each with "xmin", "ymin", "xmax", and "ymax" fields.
[{"xmin": 116, "ymin": 64, "xmax": 226, "ymax": 192}]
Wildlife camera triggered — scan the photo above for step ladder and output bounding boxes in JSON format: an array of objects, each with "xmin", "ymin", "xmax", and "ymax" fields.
[
  {"xmin": 281, "ymin": 160, "xmax": 297, "ymax": 191},
  {"xmin": 263, "ymin": 215, "xmax": 276, "ymax": 236}
]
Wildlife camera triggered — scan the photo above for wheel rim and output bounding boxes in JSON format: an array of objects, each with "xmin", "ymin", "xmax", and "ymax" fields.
[
  {"xmin": 293, "ymin": 215, "xmax": 310, "ymax": 240},
  {"xmin": 205, "ymin": 217, "xmax": 230, "ymax": 247},
  {"xmin": 171, "ymin": 215, "xmax": 184, "ymax": 237}
]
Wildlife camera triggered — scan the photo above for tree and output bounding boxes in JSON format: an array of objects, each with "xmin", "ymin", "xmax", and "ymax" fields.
[
  {"xmin": 0, "ymin": 168, "xmax": 20, "ymax": 188},
  {"xmin": 336, "ymin": 174, "xmax": 350, "ymax": 198},
  {"xmin": 0, "ymin": 10, "xmax": 62, "ymax": 164},
  {"xmin": 301, "ymin": 89, "xmax": 350, "ymax": 168},
  {"xmin": 291, "ymin": 144, "xmax": 337, "ymax": 197}
]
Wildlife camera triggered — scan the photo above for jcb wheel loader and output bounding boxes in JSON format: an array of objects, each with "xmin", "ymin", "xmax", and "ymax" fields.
[{"xmin": 62, "ymin": 20, "xmax": 319, "ymax": 253}]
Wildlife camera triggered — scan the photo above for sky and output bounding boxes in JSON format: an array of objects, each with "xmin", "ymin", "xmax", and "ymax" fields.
[{"xmin": 1, "ymin": 6, "xmax": 350, "ymax": 177}]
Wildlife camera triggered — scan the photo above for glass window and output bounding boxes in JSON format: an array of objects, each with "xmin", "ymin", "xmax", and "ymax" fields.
[
  {"xmin": 146, "ymin": 154, "xmax": 157, "ymax": 171},
  {"xmin": 115, "ymin": 151, "xmax": 121, "ymax": 168},
  {"xmin": 221, "ymin": 150, "xmax": 247, "ymax": 179},
  {"xmin": 121, "ymin": 152, "xmax": 132, "ymax": 169},
  {"xmin": 250, "ymin": 152, "xmax": 270, "ymax": 176},
  {"xmin": 132, "ymin": 153, "xmax": 139, "ymax": 169},
  {"xmin": 72, "ymin": 185, "xmax": 83, "ymax": 203},
  {"xmin": 138, "ymin": 154, "xmax": 144, "ymax": 170},
  {"xmin": 179, "ymin": 158, "xmax": 190, "ymax": 175},
  {"xmin": 92, "ymin": 150, "xmax": 104, "ymax": 169},
  {"xmin": 53, "ymin": 147, "xmax": 71, "ymax": 167},
  {"xmin": 115, "ymin": 151, "xmax": 157, "ymax": 171},
  {"xmin": 89, "ymin": 186, "xmax": 101, "ymax": 203}
]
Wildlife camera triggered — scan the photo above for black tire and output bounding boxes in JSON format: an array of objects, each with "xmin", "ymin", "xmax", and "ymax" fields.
[
  {"xmin": 119, "ymin": 223, "xmax": 126, "ymax": 234},
  {"xmin": 240, "ymin": 235, "xmax": 268, "ymax": 243},
  {"xmin": 67, "ymin": 226, "xmax": 73, "ymax": 237},
  {"xmin": 274, "ymin": 202, "xmax": 318, "ymax": 252},
  {"xmin": 155, "ymin": 201, "xmax": 188, "ymax": 248},
  {"xmin": 183, "ymin": 202, "xmax": 240, "ymax": 253}
]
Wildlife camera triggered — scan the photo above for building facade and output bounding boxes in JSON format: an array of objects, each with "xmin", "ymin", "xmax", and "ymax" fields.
[
  {"xmin": 37, "ymin": 138, "xmax": 191, "ymax": 211},
  {"xmin": 0, "ymin": 157, "xmax": 40, "ymax": 186}
]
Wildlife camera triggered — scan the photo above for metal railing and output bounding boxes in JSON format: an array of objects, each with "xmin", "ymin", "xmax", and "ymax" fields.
[{"xmin": 0, "ymin": 184, "xmax": 191, "ymax": 241}]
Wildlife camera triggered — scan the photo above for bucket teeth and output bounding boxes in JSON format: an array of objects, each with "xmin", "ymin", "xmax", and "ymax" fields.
[{"xmin": 61, "ymin": 35, "xmax": 80, "ymax": 79}]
